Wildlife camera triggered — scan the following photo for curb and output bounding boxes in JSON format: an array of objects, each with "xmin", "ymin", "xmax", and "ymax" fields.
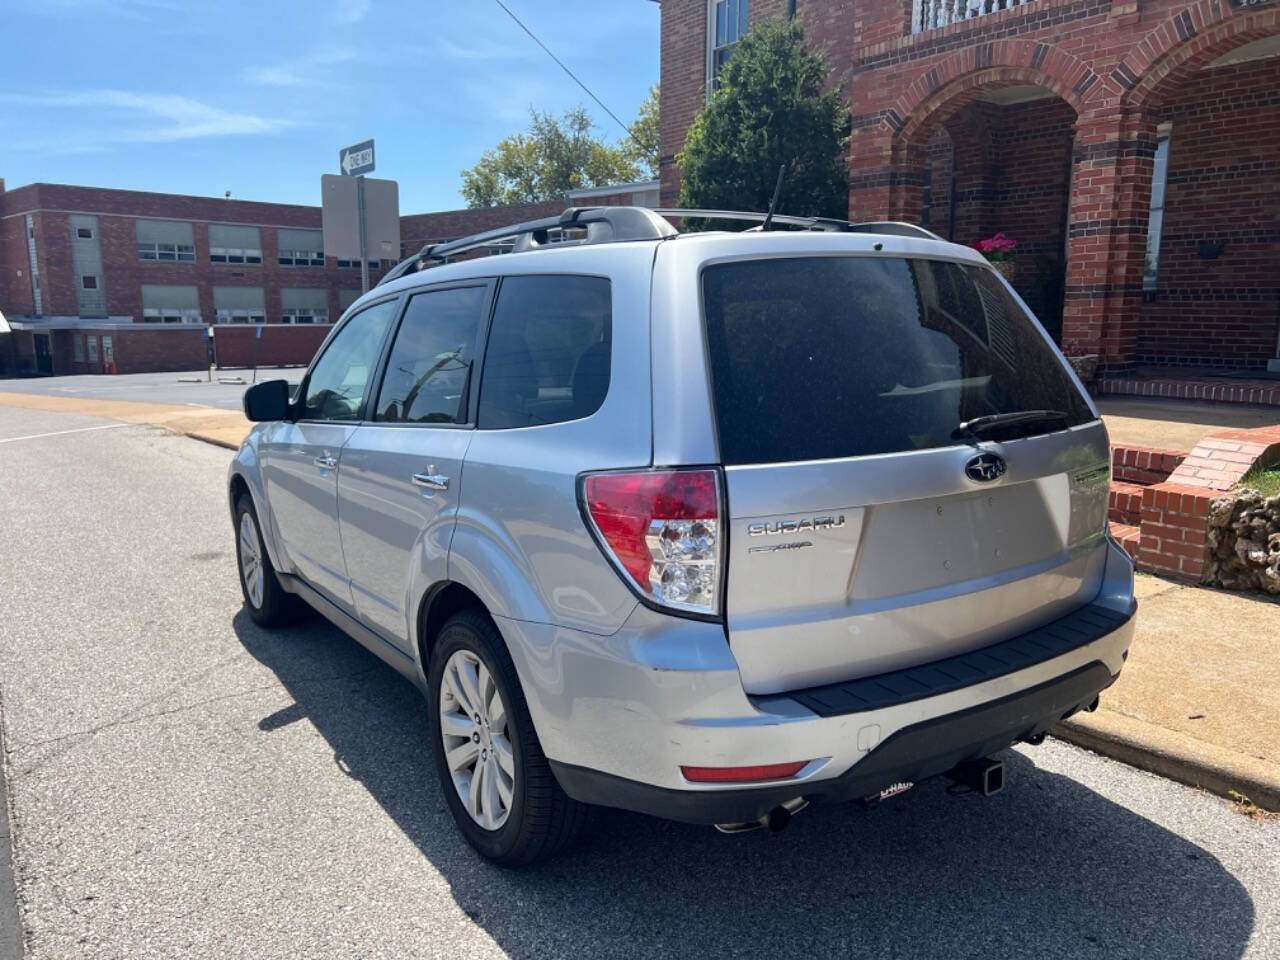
[
  {"xmin": 184, "ymin": 431, "xmax": 240, "ymax": 451},
  {"xmin": 1053, "ymin": 708, "xmax": 1280, "ymax": 812},
  {"xmin": 0, "ymin": 691, "xmax": 26, "ymax": 959}
]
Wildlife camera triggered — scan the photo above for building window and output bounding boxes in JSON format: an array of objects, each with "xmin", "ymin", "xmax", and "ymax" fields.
[
  {"xmin": 215, "ymin": 309, "xmax": 266, "ymax": 324},
  {"xmin": 1143, "ymin": 124, "xmax": 1172, "ymax": 292},
  {"xmin": 281, "ymin": 309, "xmax": 328, "ymax": 324},
  {"xmin": 143, "ymin": 311, "xmax": 202, "ymax": 324},
  {"xmin": 337, "ymin": 258, "xmax": 379, "ymax": 269},
  {"xmin": 278, "ymin": 228, "xmax": 325, "ymax": 267},
  {"xmin": 73, "ymin": 336, "xmax": 85, "ymax": 362},
  {"xmin": 209, "ymin": 225, "xmax": 263, "ymax": 265},
  {"xmin": 81, "ymin": 275, "xmax": 98, "ymax": 290},
  {"xmin": 707, "ymin": 0, "xmax": 748, "ymax": 96},
  {"xmin": 279, "ymin": 249, "xmax": 325, "ymax": 267},
  {"xmin": 210, "ymin": 246, "xmax": 262, "ymax": 265},
  {"xmin": 138, "ymin": 241, "xmax": 196, "ymax": 262},
  {"xmin": 77, "ymin": 226, "xmax": 93, "ymax": 239},
  {"xmin": 87, "ymin": 337, "xmax": 99, "ymax": 363}
]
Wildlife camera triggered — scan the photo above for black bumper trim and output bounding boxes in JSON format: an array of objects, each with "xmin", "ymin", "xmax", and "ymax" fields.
[
  {"xmin": 550, "ymin": 661, "xmax": 1117, "ymax": 825},
  {"xmin": 786, "ymin": 601, "xmax": 1132, "ymax": 718}
]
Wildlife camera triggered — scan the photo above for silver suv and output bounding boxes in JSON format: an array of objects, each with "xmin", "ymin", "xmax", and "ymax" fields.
[{"xmin": 229, "ymin": 207, "xmax": 1136, "ymax": 865}]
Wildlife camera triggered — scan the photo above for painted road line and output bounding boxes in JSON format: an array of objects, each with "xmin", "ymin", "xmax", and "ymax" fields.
[{"xmin": 0, "ymin": 423, "xmax": 128, "ymax": 444}]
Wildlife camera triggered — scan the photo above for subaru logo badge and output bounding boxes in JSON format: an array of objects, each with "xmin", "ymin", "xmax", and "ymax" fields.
[{"xmin": 965, "ymin": 452, "xmax": 1007, "ymax": 483}]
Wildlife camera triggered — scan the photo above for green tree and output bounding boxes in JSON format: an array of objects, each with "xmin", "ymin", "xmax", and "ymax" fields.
[
  {"xmin": 622, "ymin": 84, "xmax": 660, "ymax": 180},
  {"xmin": 678, "ymin": 19, "xmax": 851, "ymax": 220},
  {"xmin": 461, "ymin": 107, "xmax": 642, "ymax": 208}
]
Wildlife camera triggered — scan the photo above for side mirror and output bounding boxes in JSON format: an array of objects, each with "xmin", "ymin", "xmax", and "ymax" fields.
[{"xmin": 243, "ymin": 379, "xmax": 292, "ymax": 422}]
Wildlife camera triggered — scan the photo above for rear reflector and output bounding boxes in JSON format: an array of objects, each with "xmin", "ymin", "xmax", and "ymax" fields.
[
  {"xmin": 580, "ymin": 468, "xmax": 722, "ymax": 617},
  {"xmin": 680, "ymin": 761, "xmax": 810, "ymax": 783}
]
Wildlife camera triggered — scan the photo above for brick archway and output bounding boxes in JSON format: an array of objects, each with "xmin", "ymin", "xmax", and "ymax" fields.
[
  {"xmin": 889, "ymin": 42, "xmax": 1116, "ymax": 147},
  {"xmin": 1116, "ymin": 2, "xmax": 1280, "ymax": 109}
]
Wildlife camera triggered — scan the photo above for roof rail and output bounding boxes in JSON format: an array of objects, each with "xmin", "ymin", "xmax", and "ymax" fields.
[
  {"xmin": 380, "ymin": 206, "xmax": 677, "ymax": 286},
  {"xmin": 654, "ymin": 208, "xmax": 944, "ymax": 241},
  {"xmin": 379, "ymin": 206, "xmax": 945, "ymax": 287}
]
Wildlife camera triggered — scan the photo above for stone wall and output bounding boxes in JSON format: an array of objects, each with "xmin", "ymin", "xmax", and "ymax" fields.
[{"xmin": 1207, "ymin": 490, "xmax": 1280, "ymax": 594}]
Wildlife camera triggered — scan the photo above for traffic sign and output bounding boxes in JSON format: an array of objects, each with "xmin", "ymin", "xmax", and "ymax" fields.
[{"xmin": 340, "ymin": 139, "xmax": 375, "ymax": 177}]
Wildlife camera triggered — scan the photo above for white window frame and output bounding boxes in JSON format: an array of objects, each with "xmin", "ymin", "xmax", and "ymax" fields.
[
  {"xmin": 76, "ymin": 226, "xmax": 94, "ymax": 240},
  {"xmin": 281, "ymin": 308, "xmax": 329, "ymax": 324},
  {"xmin": 142, "ymin": 307, "xmax": 202, "ymax": 324},
  {"xmin": 336, "ymin": 258, "xmax": 379, "ymax": 269},
  {"xmin": 215, "ymin": 308, "xmax": 266, "ymax": 324},
  {"xmin": 706, "ymin": 0, "xmax": 748, "ymax": 99},
  {"xmin": 138, "ymin": 241, "xmax": 196, "ymax": 262},
  {"xmin": 86, "ymin": 336, "xmax": 99, "ymax": 363},
  {"xmin": 80, "ymin": 275, "xmax": 98, "ymax": 290},
  {"xmin": 1143, "ymin": 122, "xmax": 1173, "ymax": 292},
  {"xmin": 210, "ymin": 246, "xmax": 263, "ymax": 265},
  {"xmin": 73, "ymin": 336, "xmax": 85, "ymax": 362},
  {"xmin": 279, "ymin": 248, "xmax": 325, "ymax": 267}
]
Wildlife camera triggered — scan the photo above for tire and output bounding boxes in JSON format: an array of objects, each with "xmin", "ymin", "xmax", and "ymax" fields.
[
  {"xmin": 428, "ymin": 609, "xmax": 591, "ymax": 866},
  {"xmin": 234, "ymin": 494, "xmax": 304, "ymax": 627}
]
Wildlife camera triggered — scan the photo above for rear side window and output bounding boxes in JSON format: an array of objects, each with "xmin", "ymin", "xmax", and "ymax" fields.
[
  {"xmin": 701, "ymin": 257, "xmax": 1094, "ymax": 465},
  {"xmin": 478, "ymin": 275, "xmax": 611, "ymax": 429},
  {"xmin": 375, "ymin": 285, "xmax": 486, "ymax": 424}
]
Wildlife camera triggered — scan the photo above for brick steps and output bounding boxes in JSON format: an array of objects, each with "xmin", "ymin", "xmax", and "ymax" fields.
[
  {"xmin": 1097, "ymin": 377, "xmax": 1280, "ymax": 408},
  {"xmin": 1107, "ymin": 481, "xmax": 1145, "ymax": 526},
  {"xmin": 1109, "ymin": 522, "xmax": 1140, "ymax": 560}
]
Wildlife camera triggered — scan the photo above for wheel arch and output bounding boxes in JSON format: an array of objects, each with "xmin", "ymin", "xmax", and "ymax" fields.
[{"xmin": 416, "ymin": 580, "xmax": 489, "ymax": 674}]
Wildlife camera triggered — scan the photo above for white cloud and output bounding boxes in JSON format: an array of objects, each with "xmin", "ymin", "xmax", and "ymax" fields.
[
  {"xmin": 240, "ymin": 49, "xmax": 357, "ymax": 88},
  {"xmin": 333, "ymin": 0, "xmax": 371, "ymax": 24},
  {"xmin": 2, "ymin": 90, "xmax": 295, "ymax": 153}
]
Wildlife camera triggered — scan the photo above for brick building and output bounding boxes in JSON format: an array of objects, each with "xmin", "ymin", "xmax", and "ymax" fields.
[
  {"xmin": 660, "ymin": 0, "xmax": 1280, "ymax": 377},
  {"xmin": 0, "ymin": 178, "xmax": 657, "ymax": 376}
]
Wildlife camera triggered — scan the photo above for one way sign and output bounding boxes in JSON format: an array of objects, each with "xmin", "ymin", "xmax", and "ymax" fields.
[{"xmin": 339, "ymin": 139, "xmax": 375, "ymax": 177}]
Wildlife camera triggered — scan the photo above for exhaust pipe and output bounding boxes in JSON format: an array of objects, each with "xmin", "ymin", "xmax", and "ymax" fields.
[
  {"xmin": 945, "ymin": 757, "xmax": 1005, "ymax": 796},
  {"xmin": 714, "ymin": 797, "xmax": 808, "ymax": 835}
]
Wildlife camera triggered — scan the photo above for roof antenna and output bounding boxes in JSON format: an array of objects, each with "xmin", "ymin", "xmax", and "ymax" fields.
[{"xmin": 761, "ymin": 163, "xmax": 788, "ymax": 232}]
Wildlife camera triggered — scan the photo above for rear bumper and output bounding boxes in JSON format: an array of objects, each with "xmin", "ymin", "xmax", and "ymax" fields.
[
  {"xmin": 495, "ymin": 537, "xmax": 1136, "ymax": 825},
  {"xmin": 550, "ymin": 659, "xmax": 1117, "ymax": 824}
]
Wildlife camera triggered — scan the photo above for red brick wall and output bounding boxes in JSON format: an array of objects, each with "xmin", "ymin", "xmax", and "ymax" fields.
[
  {"xmin": 1136, "ymin": 56, "xmax": 1280, "ymax": 368},
  {"xmin": 2, "ymin": 183, "xmax": 384, "ymax": 326},
  {"xmin": 213, "ymin": 324, "xmax": 330, "ymax": 369},
  {"xmin": 48, "ymin": 327, "xmax": 208, "ymax": 375},
  {"xmin": 400, "ymin": 200, "xmax": 565, "ymax": 251},
  {"xmin": 661, "ymin": 0, "xmax": 1280, "ymax": 369}
]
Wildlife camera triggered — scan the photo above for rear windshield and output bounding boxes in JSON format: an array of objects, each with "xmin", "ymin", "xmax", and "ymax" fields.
[{"xmin": 701, "ymin": 256, "xmax": 1095, "ymax": 465}]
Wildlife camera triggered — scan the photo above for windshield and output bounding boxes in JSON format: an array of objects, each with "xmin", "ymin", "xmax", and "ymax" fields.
[{"xmin": 701, "ymin": 256, "xmax": 1095, "ymax": 466}]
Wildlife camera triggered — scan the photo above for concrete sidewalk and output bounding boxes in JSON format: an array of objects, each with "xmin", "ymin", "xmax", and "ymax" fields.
[
  {"xmin": 1056, "ymin": 574, "xmax": 1280, "ymax": 810},
  {"xmin": 0, "ymin": 390, "xmax": 250, "ymax": 450},
  {"xmin": 2, "ymin": 389, "xmax": 1277, "ymax": 810}
]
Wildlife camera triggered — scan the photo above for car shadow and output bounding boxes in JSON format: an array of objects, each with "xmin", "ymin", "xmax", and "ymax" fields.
[{"xmin": 233, "ymin": 610, "xmax": 1255, "ymax": 960}]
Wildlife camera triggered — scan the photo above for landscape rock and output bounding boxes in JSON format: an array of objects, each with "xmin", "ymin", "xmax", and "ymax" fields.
[{"xmin": 1204, "ymin": 488, "xmax": 1280, "ymax": 594}]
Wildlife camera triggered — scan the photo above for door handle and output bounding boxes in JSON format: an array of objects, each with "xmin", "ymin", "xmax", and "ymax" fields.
[
  {"xmin": 412, "ymin": 472, "xmax": 450, "ymax": 491},
  {"xmin": 314, "ymin": 455, "xmax": 338, "ymax": 470}
]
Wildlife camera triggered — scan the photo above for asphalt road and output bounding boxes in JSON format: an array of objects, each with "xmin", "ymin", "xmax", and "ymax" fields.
[
  {"xmin": 0, "ymin": 370, "xmax": 298, "ymax": 411},
  {"xmin": 0, "ymin": 405, "xmax": 1278, "ymax": 960}
]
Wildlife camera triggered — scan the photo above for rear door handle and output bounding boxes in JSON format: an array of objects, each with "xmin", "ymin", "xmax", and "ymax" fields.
[
  {"xmin": 314, "ymin": 455, "xmax": 338, "ymax": 470},
  {"xmin": 412, "ymin": 473, "xmax": 450, "ymax": 491}
]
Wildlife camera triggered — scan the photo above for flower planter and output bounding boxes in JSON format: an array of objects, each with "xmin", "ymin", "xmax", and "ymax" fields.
[{"xmin": 990, "ymin": 259, "xmax": 1016, "ymax": 283}]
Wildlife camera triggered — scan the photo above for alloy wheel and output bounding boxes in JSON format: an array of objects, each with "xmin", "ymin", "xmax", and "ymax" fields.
[
  {"xmin": 238, "ymin": 512, "xmax": 265, "ymax": 610},
  {"xmin": 439, "ymin": 649, "xmax": 514, "ymax": 831}
]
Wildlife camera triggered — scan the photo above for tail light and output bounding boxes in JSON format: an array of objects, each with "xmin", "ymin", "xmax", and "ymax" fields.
[{"xmin": 579, "ymin": 468, "xmax": 723, "ymax": 618}]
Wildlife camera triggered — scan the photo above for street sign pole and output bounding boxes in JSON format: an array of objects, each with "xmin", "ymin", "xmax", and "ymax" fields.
[{"xmin": 357, "ymin": 175, "xmax": 369, "ymax": 294}]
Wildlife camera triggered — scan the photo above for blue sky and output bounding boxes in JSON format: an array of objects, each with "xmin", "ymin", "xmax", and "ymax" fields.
[{"xmin": 0, "ymin": 0, "xmax": 660, "ymax": 213}]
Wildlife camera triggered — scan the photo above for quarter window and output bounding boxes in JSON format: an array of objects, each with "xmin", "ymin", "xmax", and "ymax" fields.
[
  {"xmin": 301, "ymin": 299, "xmax": 398, "ymax": 422},
  {"xmin": 478, "ymin": 276, "xmax": 612, "ymax": 429},
  {"xmin": 375, "ymin": 286, "xmax": 487, "ymax": 424}
]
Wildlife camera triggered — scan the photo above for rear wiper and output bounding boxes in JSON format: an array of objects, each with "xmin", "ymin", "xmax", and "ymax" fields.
[{"xmin": 952, "ymin": 409, "xmax": 1069, "ymax": 441}]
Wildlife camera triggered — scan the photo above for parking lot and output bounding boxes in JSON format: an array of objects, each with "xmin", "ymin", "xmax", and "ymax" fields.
[{"xmin": 1, "ymin": 404, "xmax": 1278, "ymax": 959}]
